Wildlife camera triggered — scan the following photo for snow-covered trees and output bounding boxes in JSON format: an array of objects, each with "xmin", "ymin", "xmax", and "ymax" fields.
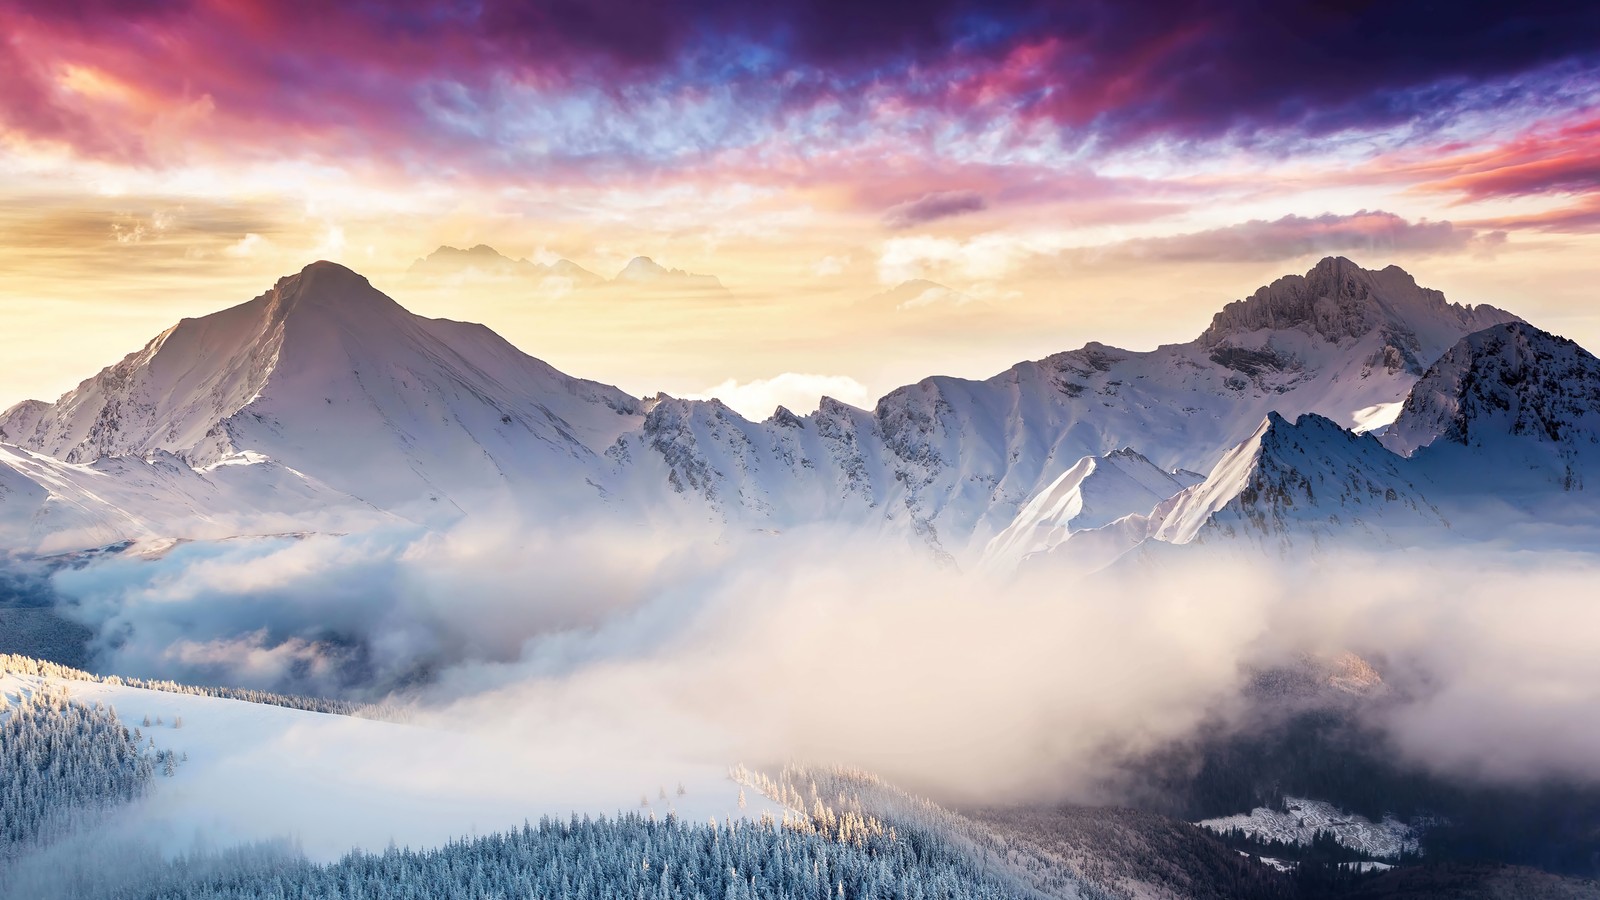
[
  {"xmin": 46, "ymin": 814, "xmax": 1031, "ymax": 900},
  {"xmin": 731, "ymin": 763, "xmax": 1109, "ymax": 900},
  {"xmin": 0, "ymin": 685, "xmax": 152, "ymax": 855}
]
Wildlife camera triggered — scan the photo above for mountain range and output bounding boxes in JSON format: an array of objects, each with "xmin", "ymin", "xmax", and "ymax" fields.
[
  {"xmin": 2, "ymin": 256, "xmax": 1594, "ymax": 566},
  {"xmin": 406, "ymin": 244, "xmax": 725, "ymax": 291}
]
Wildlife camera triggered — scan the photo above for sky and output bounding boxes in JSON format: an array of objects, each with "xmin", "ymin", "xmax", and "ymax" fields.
[{"xmin": 3, "ymin": 0, "xmax": 1599, "ymax": 416}]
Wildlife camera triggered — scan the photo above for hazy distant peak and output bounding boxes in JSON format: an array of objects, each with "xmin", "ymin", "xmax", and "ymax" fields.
[
  {"xmin": 617, "ymin": 256, "xmax": 668, "ymax": 279},
  {"xmin": 613, "ymin": 256, "xmax": 725, "ymax": 290},
  {"xmin": 546, "ymin": 258, "xmax": 600, "ymax": 279},
  {"xmin": 407, "ymin": 245, "xmax": 603, "ymax": 285},
  {"xmin": 408, "ymin": 244, "xmax": 529, "ymax": 278}
]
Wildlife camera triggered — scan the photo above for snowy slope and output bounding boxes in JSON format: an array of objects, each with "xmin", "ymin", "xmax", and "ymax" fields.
[
  {"xmin": 1148, "ymin": 413, "xmax": 1445, "ymax": 551},
  {"xmin": 1386, "ymin": 322, "xmax": 1600, "ymax": 493},
  {"xmin": 0, "ymin": 671, "xmax": 782, "ymax": 862},
  {"xmin": 981, "ymin": 449, "xmax": 1200, "ymax": 569},
  {"xmin": 1198, "ymin": 797, "xmax": 1419, "ymax": 859},
  {"xmin": 0, "ymin": 398, "xmax": 51, "ymax": 443},
  {"xmin": 0, "ymin": 443, "xmax": 388, "ymax": 553},
  {"xmin": 1011, "ymin": 413, "xmax": 1450, "ymax": 573}
]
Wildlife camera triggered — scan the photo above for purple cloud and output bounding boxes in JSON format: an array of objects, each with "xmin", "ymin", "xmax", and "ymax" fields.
[
  {"xmin": 1110, "ymin": 211, "xmax": 1504, "ymax": 263},
  {"xmin": 1, "ymin": 0, "xmax": 1595, "ymax": 178},
  {"xmin": 883, "ymin": 190, "xmax": 988, "ymax": 228}
]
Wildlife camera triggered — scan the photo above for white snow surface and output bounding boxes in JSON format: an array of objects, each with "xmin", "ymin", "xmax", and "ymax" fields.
[
  {"xmin": 1351, "ymin": 402, "xmax": 1403, "ymax": 434},
  {"xmin": 981, "ymin": 448, "xmax": 1197, "ymax": 569},
  {"xmin": 1010, "ymin": 411, "xmax": 1449, "ymax": 574},
  {"xmin": 1149, "ymin": 411, "xmax": 1446, "ymax": 549},
  {"xmin": 0, "ymin": 671, "xmax": 783, "ymax": 861},
  {"xmin": 0, "ymin": 443, "xmax": 390, "ymax": 554},
  {"xmin": 1387, "ymin": 322, "xmax": 1600, "ymax": 493},
  {"xmin": 1199, "ymin": 796, "xmax": 1419, "ymax": 860}
]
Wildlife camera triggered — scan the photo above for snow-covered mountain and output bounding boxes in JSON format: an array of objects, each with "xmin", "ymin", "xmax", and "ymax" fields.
[
  {"xmin": 0, "ymin": 262, "xmax": 644, "ymax": 523},
  {"xmin": 0, "ymin": 257, "xmax": 1555, "ymax": 559},
  {"xmin": 1006, "ymin": 322, "xmax": 1600, "ymax": 571},
  {"xmin": 980, "ymin": 449, "xmax": 1201, "ymax": 569},
  {"xmin": 1148, "ymin": 412, "xmax": 1446, "ymax": 550},
  {"xmin": 648, "ymin": 255, "xmax": 1517, "ymax": 558},
  {"xmin": 1386, "ymin": 322, "xmax": 1600, "ymax": 493},
  {"xmin": 1009, "ymin": 412, "xmax": 1448, "ymax": 571}
]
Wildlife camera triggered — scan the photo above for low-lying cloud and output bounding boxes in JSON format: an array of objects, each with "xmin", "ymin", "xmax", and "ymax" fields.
[
  {"xmin": 53, "ymin": 518, "xmax": 705, "ymax": 697},
  {"xmin": 45, "ymin": 518, "xmax": 1600, "ymax": 808},
  {"xmin": 687, "ymin": 373, "xmax": 874, "ymax": 419}
]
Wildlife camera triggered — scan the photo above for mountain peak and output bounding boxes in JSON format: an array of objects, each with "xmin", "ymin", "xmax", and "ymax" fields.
[
  {"xmin": 981, "ymin": 446, "xmax": 1198, "ymax": 568},
  {"xmin": 1384, "ymin": 323, "xmax": 1600, "ymax": 489},
  {"xmin": 264, "ymin": 260, "xmax": 401, "ymax": 324},
  {"xmin": 618, "ymin": 256, "xmax": 667, "ymax": 279},
  {"xmin": 613, "ymin": 256, "xmax": 725, "ymax": 290},
  {"xmin": 1151, "ymin": 410, "xmax": 1443, "ymax": 547},
  {"xmin": 291, "ymin": 259, "xmax": 371, "ymax": 292},
  {"xmin": 0, "ymin": 260, "xmax": 647, "ymax": 510},
  {"xmin": 1198, "ymin": 258, "xmax": 1519, "ymax": 361}
]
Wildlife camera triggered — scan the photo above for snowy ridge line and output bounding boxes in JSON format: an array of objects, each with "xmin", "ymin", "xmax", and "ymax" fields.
[{"xmin": 0, "ymin": 654, "xmax": 408, "ymax": 722}]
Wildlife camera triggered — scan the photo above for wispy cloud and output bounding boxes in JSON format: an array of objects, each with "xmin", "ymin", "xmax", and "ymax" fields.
[
  {"xmin": 687, "ymin": 373, "xmax": 873, "ymax": 418},
  {"xmin": 1107, "ymin": 210, "xmax": 1506, "ymax": 263},
  {"xmin": 883, "ymin": 190, "xmax": 987, "ymax": 228}
]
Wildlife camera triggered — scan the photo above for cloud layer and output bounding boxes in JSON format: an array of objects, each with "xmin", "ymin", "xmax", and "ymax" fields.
[
  {"xmin": 6, "ymin": 0, "xmax": 1598, "ymax": 178},
  {"xmin": 45, "ymin": 519, "xmax": 1600, "ymax": 805}
]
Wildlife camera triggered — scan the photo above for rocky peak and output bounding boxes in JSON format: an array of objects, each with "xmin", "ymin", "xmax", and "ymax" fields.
[
  {"xmin": 1197, "ymin": 257, "xmax": 1518, "ymax": 367},
  {"xmin": 264, "ymin": 260, "xmax": 403, "ymax": 324},
  {"xmin": 1386, "ymin": 322, "xmax": 1600, "ymax": 462}
]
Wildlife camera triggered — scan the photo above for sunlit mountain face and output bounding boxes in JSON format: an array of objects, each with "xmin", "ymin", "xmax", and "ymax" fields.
[{"xmin": 6, "ymin": 5, "xmax": 1600, "ymax": 900}]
